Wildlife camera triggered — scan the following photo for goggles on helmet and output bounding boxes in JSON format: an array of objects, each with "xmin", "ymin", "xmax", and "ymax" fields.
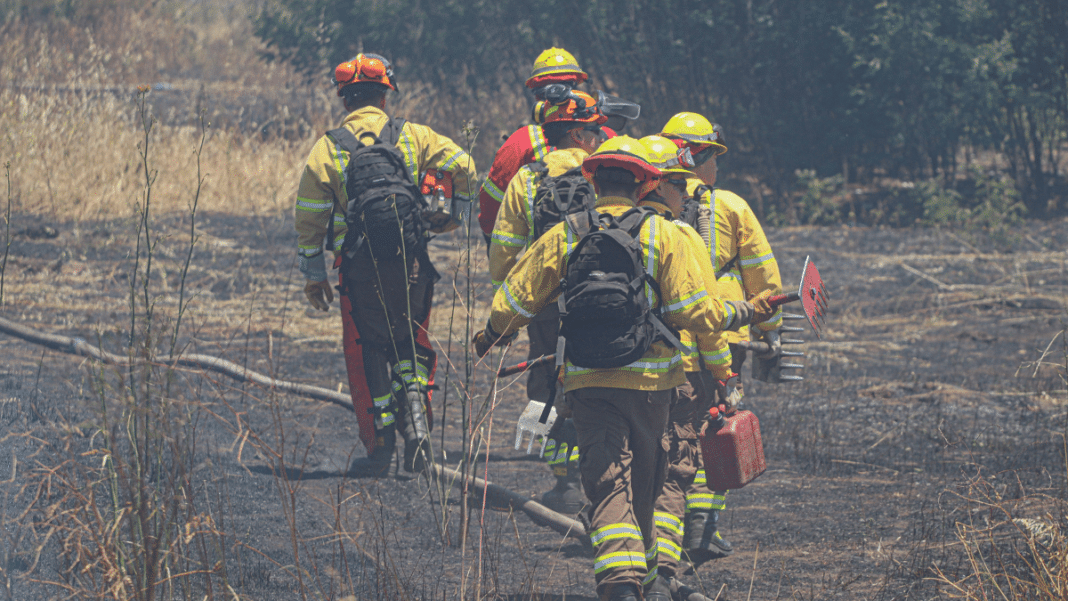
[
  {"xmin": 333, "ymin": 53, "xmax": 396, "ymax": 95},
  {"xmin": 535, "ymin": 83, "xmax": 573, "ymax": 104}
]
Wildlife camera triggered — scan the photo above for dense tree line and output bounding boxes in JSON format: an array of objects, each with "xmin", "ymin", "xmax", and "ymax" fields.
[{"xmin": 256, "ymin": 0, "xmax": 1062, "ymax": 222}]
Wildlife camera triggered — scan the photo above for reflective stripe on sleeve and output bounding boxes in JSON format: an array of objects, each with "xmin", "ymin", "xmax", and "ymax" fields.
[
  {"xmin": 439, "ymin": 149, "xmax": 468, "ymax": 171},
  {"xmin": 298, "ymin": 244, "xmax": 322, "ymax": 258},
  {"xmin": 589, "ymin": 523, "xmax": 643, "ymax": 547},
  {"xmin": 491, "ymin": 230, "xmax": 527, "ymax": 248},
  {"xmin": 481, "ymin": 178, "xmax": 505, "ymax": 202},
  {"xmin": 702, "ymin": 347, "xmax": 731, "ymax": 366},
  {"xmin": 740, "ymin": 251, "xmax": 775, "ymax": 268},
  {"xmin": 760, "ymin": 307, "xmax": 783, "ymax": 329},
  {"xmin": 503, "ymin": 281, "xmax": 535, "ymax": 318},
  {"xmin": 663, "ymin": 289, "xmax": 707, "ymax": 313},
  {"xmin": 296, "ymin": 197, "xmax": 334, "ymax": 212}
]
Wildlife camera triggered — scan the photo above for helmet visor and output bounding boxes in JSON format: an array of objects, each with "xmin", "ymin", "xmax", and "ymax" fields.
[{"xmin": 596, "ymin": 91, "xmax": 641, "ymax": 121}]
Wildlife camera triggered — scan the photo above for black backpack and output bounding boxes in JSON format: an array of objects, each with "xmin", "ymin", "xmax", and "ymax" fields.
[
  {"xmin": 328, "ymin": 118, "xmax": 428, "ymax": 261},
  {"xmin": 529, "ymin": 163, "xmax": 598, "ymax": 241},
  {"xmin": 557, "ymin": 207, "xmax": 683, "ymax": 369}
]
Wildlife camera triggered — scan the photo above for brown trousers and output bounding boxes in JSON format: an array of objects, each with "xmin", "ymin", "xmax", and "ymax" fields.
[
  {"xmin": 570, "ymin": 387, "xmax": 671, "ymax": 595},
  {"xmin": 653, "ymin": 372, "xmax": 715, "ymax": 576}
]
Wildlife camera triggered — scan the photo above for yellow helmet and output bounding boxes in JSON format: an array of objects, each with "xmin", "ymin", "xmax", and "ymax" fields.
[
  {"xmin": 660, "ymin": 112, "xmax": 728, "ymax": 155},
  {"xmin": 582, "ymin": 136, "xmax": 661, "ymax": 199},
  {"xmin": 526, "ymin": 47, "xmax": 588, "ymax": 89},
  {"xmin": 640, "ymin": 135, "xmax": 694, "ymax": 176}
]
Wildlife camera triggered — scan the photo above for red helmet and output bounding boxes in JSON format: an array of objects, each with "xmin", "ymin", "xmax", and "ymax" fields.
[
  {"xmin": 333, "ymin": 53, "xmax": 396, "ymax": 97},
  {"xmin": 581, "ymin": 136, "xmax": 661, "ymax": 199}
]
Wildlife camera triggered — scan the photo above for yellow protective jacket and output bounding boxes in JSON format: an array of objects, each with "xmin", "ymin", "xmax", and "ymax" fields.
[
  {"xmin": 295, "ymin": 106, "xmax": 478, "ymax": 270},
  {"xmin": 488, "ymin": 147, "xmax": 588, "ymax": 290},
  {"xmin": 489, "ymin": 196, "xmax": 738, "ymax": 392},
  {"xmin": 639, "ymin": 198, "xmax": 732, "ymax": 376},
  {"xmin": 688, "ymin": 179, "xmax": 783, "ymax": 342}
]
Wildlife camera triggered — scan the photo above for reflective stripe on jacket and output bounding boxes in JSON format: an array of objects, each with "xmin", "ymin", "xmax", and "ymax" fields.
[
  {"xmin": 687, "ymin": 179, "xmax": 783, "ymax": 341},
  {"xmin": 489, "ymin": 197, "xmax": 736, "ymax": 392},
  {"xmin": 488, "ymin": 147, "xmax": 588, "ymax": 290},
  {"xmin": 477, "ymin": 125, "xmax": 553, "ymax": 236},
  {"xmin": 640, "ymin": 199, "xmax": 733, "ymax": 379},
  {"xmin": 295, "ymin": 106, "xmax": 478, "ymax": 263}
]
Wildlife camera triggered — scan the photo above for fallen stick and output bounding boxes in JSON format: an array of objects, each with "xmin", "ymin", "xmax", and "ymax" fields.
[
  {"xmin": 0, "ymin": 314, "xmax": 593, "ymax": 543},
  {"xmin": 432, "ymin": 463, "xmax": 588, "ymax": 544},
  {"xmin": 0, "ymin": 314, "xmax": 354, "ymax": 412}
]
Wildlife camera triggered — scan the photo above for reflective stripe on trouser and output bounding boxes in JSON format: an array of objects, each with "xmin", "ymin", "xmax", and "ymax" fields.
[
  {"xmin": 571, "ymin": 387, "xmax": 671, "ymax": 596},
  {"xmin": 340, "ymin": 251, "xmax": 437, "ymax": 453},
  {"xmin": 525, "ymin": 303, "xmax": 560, "ymax": 403},
  {"xmin": 655, "ymin": 372, "xmax": 709, "ymax": 577}
]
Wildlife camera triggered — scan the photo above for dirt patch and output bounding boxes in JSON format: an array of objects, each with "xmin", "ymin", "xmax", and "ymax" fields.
[{"xmin": 1, "ymin": 212, "xmax": 1066, "ymax": 599}]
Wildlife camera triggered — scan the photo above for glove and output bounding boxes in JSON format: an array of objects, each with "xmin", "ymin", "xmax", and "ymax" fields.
[
  {"xmin": 472, "ymin": 322, "xmax": 516, "ymax": 358},
  {"xmin": 724, "ymin": 300, "xmax": 755, "ymax": 331},
  {"xmin": 715, "ymin": 373, "xmax": 744, "ymax": 414},
  {"xmin": 749, "ymin": 289, "xmax": 777, "ymax": 324},
  {"xmin": 753, "ymin": 329, "xmax": 781, "ymax": 359},
  {"xmin": 303, "ymin": 279, "xmax": 334, "ymax": 311}
]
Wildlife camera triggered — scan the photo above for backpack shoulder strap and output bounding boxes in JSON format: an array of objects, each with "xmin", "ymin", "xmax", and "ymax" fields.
[
  {"xmin": 693, "ymin": 184, "xmax": 712, "ymax": 204},
  {"xmin": 327, "ymin": 126, "xmax": 363, "ymax": 155},
  {"xmin": 379, "ymin": 117, "xmax": 407, "ymax": 146},
  {"xmin": 564, "ymin": 209, "xmax": 597, "ymax": 238}
]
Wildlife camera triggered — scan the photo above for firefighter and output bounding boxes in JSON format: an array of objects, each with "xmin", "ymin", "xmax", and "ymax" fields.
[
  {"xmin": 477, "ymin": 47, "xmax": 589, "ymax": 240},
  {"xmin": 660, "ymin": 112, "xmax": 783, "ymax": 565},
  {"xmin": 638, "ymin": 135, "xmax": 735, "ymax": 600},
  {"xmin": 488, "ymin": 91, "xmax": 607, "ymax": 513},
  {"xmin": 295, "ymin": 53, "xmax": 478, "ymax": 476},
  {"xmin": 473, "ymin": 137, "xmax": 757, "ymax": 601},
  {"xmin": 477, "ymin": 48, "xmax": 640, "ymax": 243}
]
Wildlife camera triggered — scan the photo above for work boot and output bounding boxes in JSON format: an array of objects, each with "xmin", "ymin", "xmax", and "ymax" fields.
[
  {"xmin": 682, "ymin": 509, "xmax": 733, "ymax": 567},
  {"xmin": 644, "ymin": 576, "xmax": 672, "ymax": 601},
  {"xmin": 604, "ymin": 583, "xmax": 641, "ymax": 601},
  {"xmin": 400, "ymin": 387, "xmax": 431, "ymax": 473},
  {"xmin": 348, "ymin": 427, "xmax": 395, "ymax": 477},
  {"xmin": 540, "ymin": 418, "xmax": 587, "ymax": 514},
  {"xmin": 540, "ymin": 476, "xmax": 586, "ymax": 514},
  {"xmin": 669, "ymin": 576, "xmax": 714, "ymax": 601}
]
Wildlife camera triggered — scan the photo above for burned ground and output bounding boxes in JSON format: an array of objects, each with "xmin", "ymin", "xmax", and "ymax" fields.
[{"xmin": 0, "ymin": 211, "xmax": 1066, "ymax": 600}]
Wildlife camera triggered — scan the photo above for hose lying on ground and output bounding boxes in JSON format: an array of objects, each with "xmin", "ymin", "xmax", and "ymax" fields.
[
  {"xmin": 0, "ymin": 314, "xmax": 353, "ymax": 411},
  {"xmin": 433, "ymin": 464, "xmax": 588, "ymax": 544},
  {"xmin": 0, "ymin": 314, "xmax": 591, "ymax": 543}
]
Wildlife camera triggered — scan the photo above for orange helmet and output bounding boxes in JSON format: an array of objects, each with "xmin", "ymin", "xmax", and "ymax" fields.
[
  {"xmin": 581, "ymin": 136, "xmax": 661, "ymax": 199},
  {"xmin": 526, "ymin": 47, "xmax": 588, "ymax": 89},
  {"xmin": 333, "ymin": 53, "xmax": 396, "ymax": 97},
  {"xmin": 532, "ymin": 91, "xmax": 608, "ymax": 126}
]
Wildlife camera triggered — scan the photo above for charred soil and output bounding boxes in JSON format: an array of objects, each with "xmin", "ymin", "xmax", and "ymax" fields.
[{"xmin": 1, "ymin": 212, "xmax": 1067, "ymax": 600}]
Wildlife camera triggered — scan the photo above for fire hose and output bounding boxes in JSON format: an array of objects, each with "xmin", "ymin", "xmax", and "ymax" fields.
[{"xmin": 0, "ymin": 313, "xmax": 590, "ymax": 542}]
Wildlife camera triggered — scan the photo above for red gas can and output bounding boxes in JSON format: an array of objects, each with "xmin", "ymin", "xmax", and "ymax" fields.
[{"xmin": 699, "ymin": 407, "xmax": 766, "ymax": 490}]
